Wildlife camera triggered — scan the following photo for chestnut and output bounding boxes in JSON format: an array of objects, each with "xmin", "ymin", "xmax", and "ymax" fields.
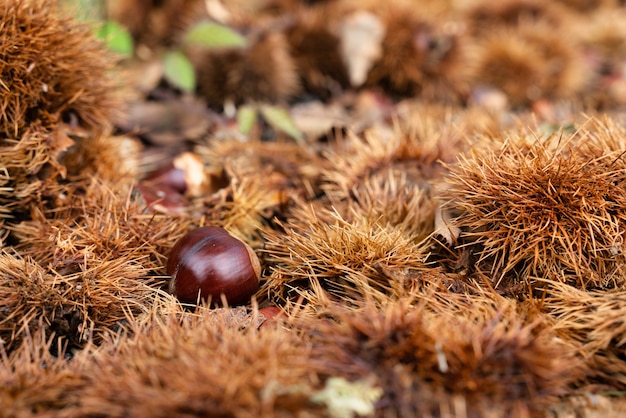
[
  {"xmin": 167, "ymin": 227, "xmax": 261, "ymax": 305},
  {"xmin": 145, "ymin": 164, "xmax": 188, "ymax": 194},
  {"xmin": 144, "ymin": 152, "xmax": 210, "ymax": 197},
  {"xmin": 135, "ymin": 183, "xmax": 187, "ymax": 215},
  {"xmin": 258, "ymin": 306, "xmax": 284, "ymax": 328}
]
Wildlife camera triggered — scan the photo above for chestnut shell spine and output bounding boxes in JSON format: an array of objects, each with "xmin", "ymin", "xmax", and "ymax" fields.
[{"xmin": 167, "ymin": 227, "xmax": 261, "ymax": 305}]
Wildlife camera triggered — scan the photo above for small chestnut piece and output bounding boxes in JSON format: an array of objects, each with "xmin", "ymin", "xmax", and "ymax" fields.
[
  {"xmin": 145, "ymin": 164, "xmax": 188, "ymax": 194},
  {"xmin": 167, "ymin": 227, "xmax": 261, "ymax": 305},
  {"xmin": 258, "ymin": 306, "xmax": 284, "ymax": 328}
]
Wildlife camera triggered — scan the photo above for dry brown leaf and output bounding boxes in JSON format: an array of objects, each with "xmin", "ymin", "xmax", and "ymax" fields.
[
  {"xmin": 434, "ymin": 201, "xmax": 461, "ymax": 246},
  {"xmin": 339, "ymin": 11, "xmax": 386, "ymax": 87},
  {"xmin": 122, "ymin": 99, "xmax": 214, "ymax": 145}
]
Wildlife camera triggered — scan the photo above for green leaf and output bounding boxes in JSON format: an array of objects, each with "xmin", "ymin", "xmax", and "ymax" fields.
[
  {"xmin": 260, "ymin": 105, "xmax": 304, "ymax": 142},
  {"xmin": 96, "ymin": 20, "xmax": 134, "ymax": 57},
  {"xmin": 61, "ymin": 0, "xmax": 104, "ymax": 21},
  {"xmin": 163, "ymin": 51, "xmax": 196, "ymax": 93},
  {"xmin": 237, "ymin": 105, "xmax": 258, "ymax": 135},
  {"xmin": 539, "ymin": 122, "xmax": 576, "ymax": 137},
  {"xmin": 184, "ymin": 21, "xmax": 247, "ymax": 49}
]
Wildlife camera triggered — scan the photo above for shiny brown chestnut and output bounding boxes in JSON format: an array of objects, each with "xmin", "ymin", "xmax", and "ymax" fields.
[
  {"xmin": 145, "ymin": 164, "xmax": 188, "ymax": 194},
  {"xmin": 167, "ymin": 227, "xmax": 261, "ymax": 305}
]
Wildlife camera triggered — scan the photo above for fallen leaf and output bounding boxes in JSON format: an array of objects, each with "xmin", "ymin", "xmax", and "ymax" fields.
[
  {"xmin": 184, "ymin": 21, "xmax": 247, "ymax": 49},
  {"xmin": 237, "ymin": 105, "xmax": 258, "ymax": 135},
  {"xmin": 434, "ymin": 201, "xmax": 461, "ymax": 246},
  {"xmin": 289, "ymin": 100, "xmax": 350, "ymax": 138},
  {"xmin": 121, "ymin": 99, "xmax": 214, "ymax": 145},
  {"xmin": 339, "ymin": 11, "xmax": 385, "ymax": 87},
  {"xmin": 260, "ymin": 104, "xmax": 304, "ymax": 142},
  {"xmin": 163, "ymin": 50, "xmax": 196, "ymax": 92}
]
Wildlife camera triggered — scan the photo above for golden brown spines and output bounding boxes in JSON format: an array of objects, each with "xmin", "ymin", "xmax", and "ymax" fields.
[{"xmin": 0, "ymin": 0, "xmax": 119, "ymax": 138}]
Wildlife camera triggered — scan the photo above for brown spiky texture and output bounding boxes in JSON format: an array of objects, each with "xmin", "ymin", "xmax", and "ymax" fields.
[
  {"xmin": 0, "ymin": 127, "xmax": 141, "ymax": 220},
  {"xmin": 0, "ymin": 125, "xmax": 56, "ymax": 215},
  {"xmin": 0, "ymin": 0, "xmax": 129, "ymax": 224},
  {"xmin": 550, "ymin": 396, "xmax": 626, "ymax": 417},
  {"xmin": 284, "ymin": 7, "xmax": 351, "ymax": 98},
  {"xmin": 552, "ymin": 0, "xmax": 620, "ymax": 12},
  {"xmin": 299, "ymin": 292, "xmax": 581, "ymax": 417},
  {"xmin": 262, "ymin": 197, "xmax": 432, "ymax": 305},
  {"xmin": 0, "ymin": 302, "xmax": 323, "ymax": 417},
  {"xmin": 256, "ymin": 106, "xmax": 486, "ymax": 305},
  {"xmin": 541, "ymin": 280, "xmax": 626, "ymax": 389},
  {"xmin": 393, "ymin": 102, "xmax": 480, "ymax": 171},
  {"xmin": 283, "ymin": 0, "xmax": 467, "ymax": 100},
  {"xmin": 0, "ymin": 0, "xmax": 120, "ymax": 138},
  {"xmin": 199, "ymin": 174, "xmax": 290, "ymax": 246},
  {"xmin": 3, "ymin": 178, "xmax": 187, "ymax": 352},
  {"xmin": 439, "ymin": 118, "xmax": 626, "ymax": 293},
  {"xmin": 10, "ymin": 177, "xmax": 182, "ymax": 268},
  {"xmin": 0, "ymin": 124, "xmax": 124, "ymax": 220},
  {"xmin": 577, "ymin": 8, "xmax": 626, "ymax": 107},
  {"xmin": 194, "ymin": 138, "xmax": 325, "ymax": 243},
  {"xmin": 321, "ymin": 104, "xmax": 472, "ymax": 199},
  {"xmin": 0, "ymin": 327, "xmax": 85, "ymax": 416},
  {"xmin": 362, "ymin": 4, "xmax": 466, "ymax": 100},
  {"xmin": 65, "ymin": 303, "xmax": 322, "ymax": 418},
  {"xmin": 0, "ymin": 247, "xmax": 159, "ymax": 353},
  {"xmin": 336, "ymin": 172, "xmax": 436, "ymax": 239},
  {"xmin": 190, "ymin": 30, "xmax": 300, "ymax": 109},
  {"xmin": 62, "ymin": 134, "xmax": 143, "ymax": 184},
  {"xmin": 464, "ymin": 0, "xmax": 567, "ymax": 35},
  {"xmin": 197, "ymin": 133, "xmax": 323, "ymax": 185},
  {"xmin": 468, "ymin": 23, "xmax": 589, "ymax": 105},
  {"xmin": 580, "ymin": 8, "xmax": 626, "ymax": 63},
  {"xmin": 321, "ymin": 130, "xmax": 417, "ymax": 198}
]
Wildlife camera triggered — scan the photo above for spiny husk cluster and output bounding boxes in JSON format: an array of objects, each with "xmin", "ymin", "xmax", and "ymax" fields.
[
  {"xmin": 7, "ymin": 2, "xmax": 626, "ymax": 415},
  {"xmin": 105, "ymin": 0, "xmax": 626, "ymax": 108},
  {"xmin": 0, "ymin": 287, "xmax": 584, "ymax": 418},
  {"xmin": 0, "ymin": 325, "xmax": 85, "ymax": 415},
  {"xmin": 194, "ymin": 137, "xmax": 324, "ymax": 244},
  {"xmin": 259, "ymin": 104, "xmax": 492, "ymax": 304},
  {"xmin": 0, "ymin": 125, "xmax": 55, "ymax": 216},
  {"xmin": 66, "ymin": 305, "xmax": 320, "ymax": 418},
  {"xmin": 321, "ymin": 103, "xmax": 477, "ymax": 197},
  {"xmin": 191, "ymin": 31, "xmax": 300, "ymax": 109},
  {"xmin": 467, "ymin": 22, "xmax": 589, "ymax": 105},
  {"xmin": 0, "ymin": 303, "xmax": 324, "ymax": 418},
  {"xmin": 0, "ymin": 248, "xmax": 155, "ymax": 352},
  {"xmin": 553, "ymin": 0, "xmax": 620, "ymax": 11},
  {"xmin": 541, "ymin": 280, "xmax": 626, "ymax": 389},
  {"xmin": 0, "ymin": 177, "xmax": 190, "ymax": 351},
  {"xmin": 576, "ymin": 7, "xmax": 626, "ymax": 107},
  {"xmin": 356, "ymin": 1, "xmax": 467, "ymax": 99},
  {"xmin": 0, "ymin": 0, "xmax": 123, "ymax": 221},
  {"xmin": 439, "ymin": 118, "xmax": 626, "ymax": 292},
  {"xmin": 0, "ymin": 0, "xmax": 149, "ymax": 353},
  {"xmin": 464, "ymin": 0, "xmax": 567, "ymax": 34},
  {"xmin": 332, "ymin": 0, "xmax": 467, "ymax": 98},
  {"xmin": 263, "ymin": 196, "xmax": 433, "ymax": 305},
  {"xmin": 0, "ymin": 130, "xmax": 141, "ymax": 218},
  {"xmin": 0, "ymin": 0, "xmax": 119, "ymax": 138},
  {"xmin": 298, "ymin": 290, "xmax": 581, "ymax": 417},
  {"xmin": 264, "ymin": 145, "xmax": 445, "ymax": 307}
]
